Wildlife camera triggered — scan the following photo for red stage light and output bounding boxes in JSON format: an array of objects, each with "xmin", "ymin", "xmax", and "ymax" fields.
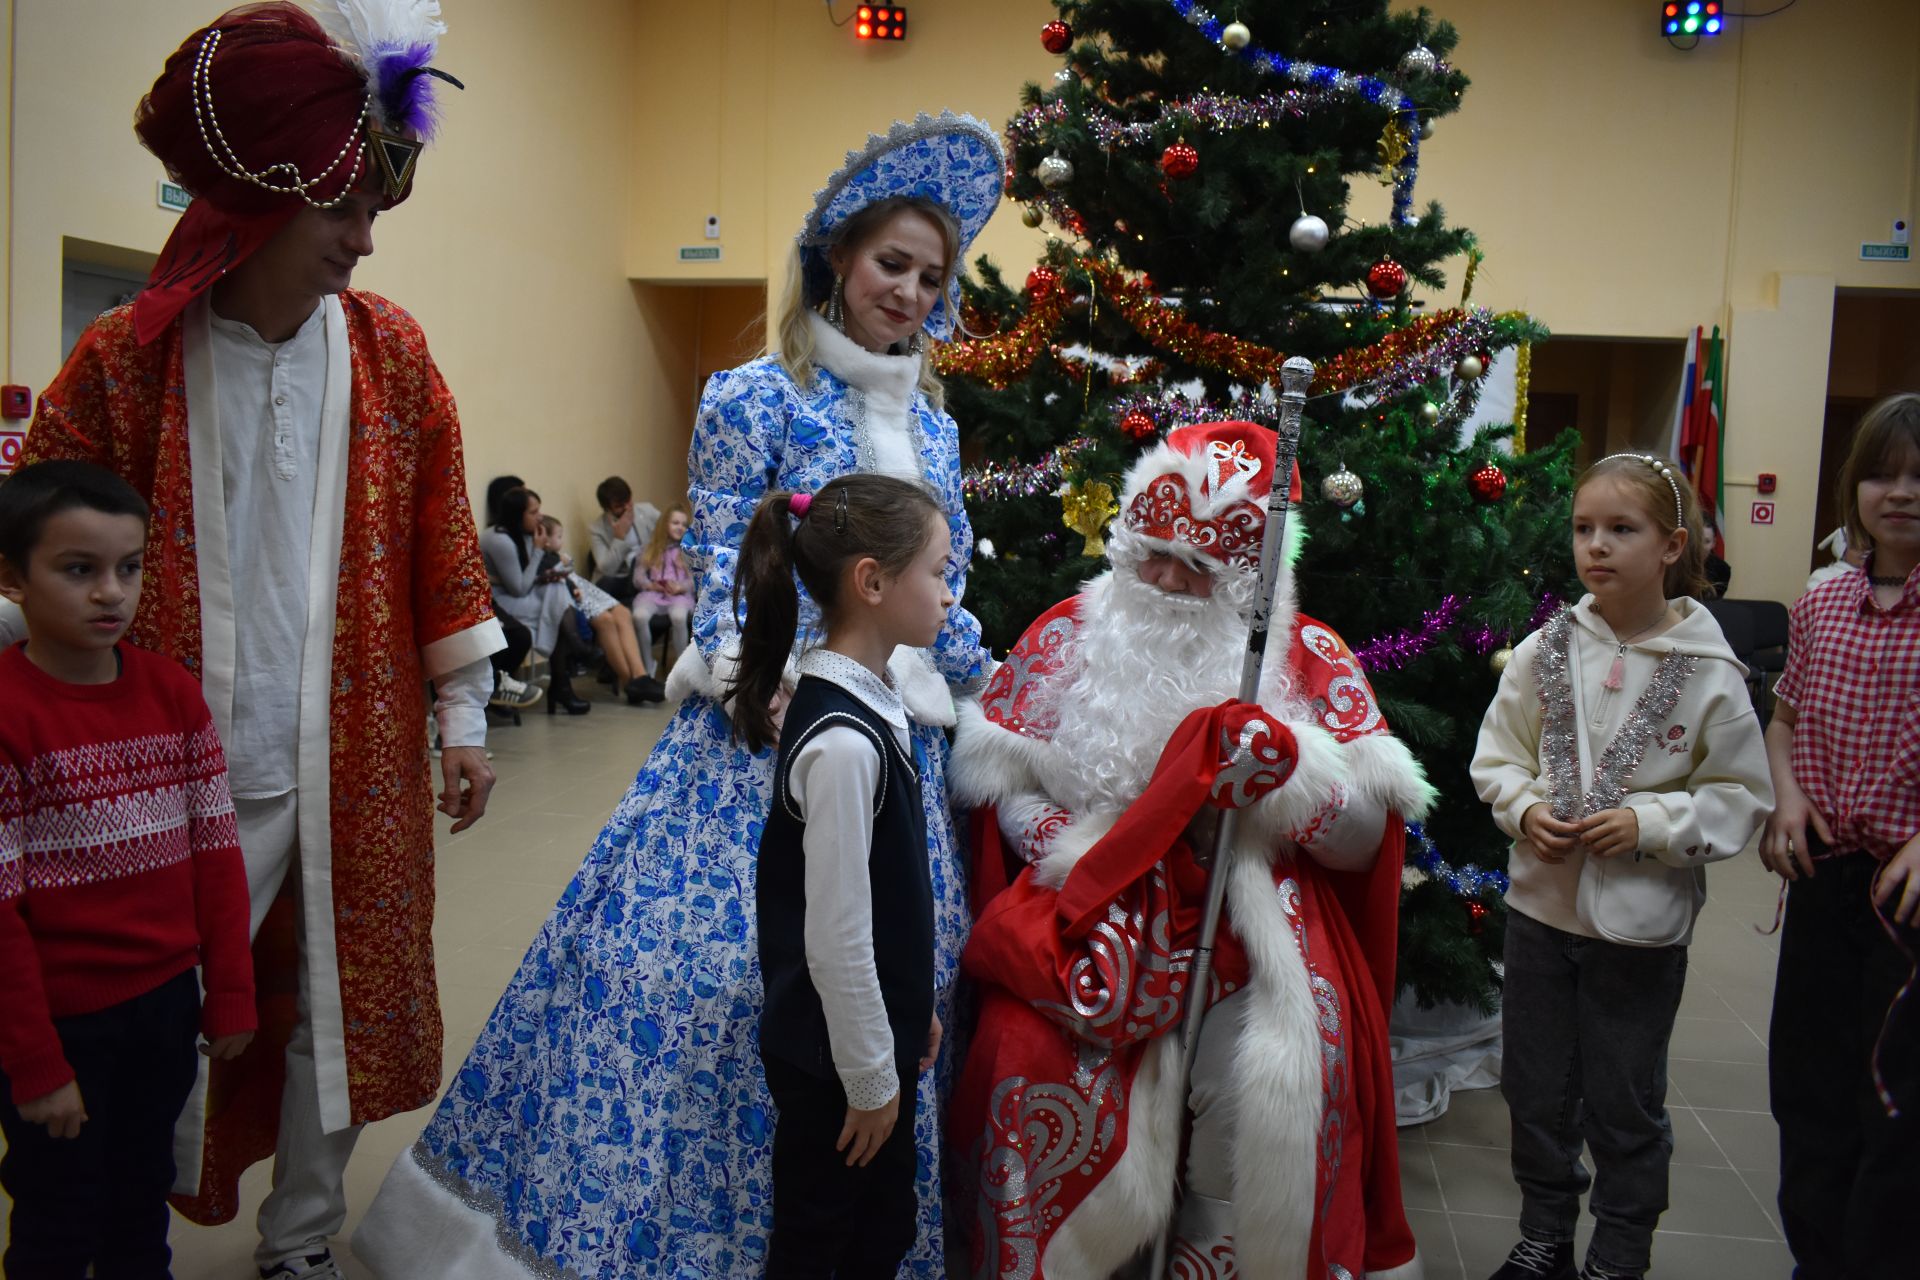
[{"xmin": 853, "ymin": 5, "xmax": 908, "ymax": 41}]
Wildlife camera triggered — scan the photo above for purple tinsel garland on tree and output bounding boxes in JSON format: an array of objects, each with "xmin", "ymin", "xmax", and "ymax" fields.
[{"xmin": 1353, "ymin": 591, "xmax": 1562, "ymax": 671}]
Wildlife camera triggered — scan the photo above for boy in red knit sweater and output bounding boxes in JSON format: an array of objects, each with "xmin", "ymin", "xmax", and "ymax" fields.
[{"xmin": 0, "ymin": 460, "xmax": 255, "ymax": 1276}]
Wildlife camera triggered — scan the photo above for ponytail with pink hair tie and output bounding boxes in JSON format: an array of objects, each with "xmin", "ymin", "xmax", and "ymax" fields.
[{"xmin": 788, "ymin": 492, "xmax": 813, "ymax": 519}]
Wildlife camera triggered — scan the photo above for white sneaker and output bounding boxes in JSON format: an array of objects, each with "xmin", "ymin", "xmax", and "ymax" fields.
[
  {"xmin": 491, "ymin": 672, "xmax": 544, "ymax": 710},
  {"xmin": 260, "ymin": 1251, "xmax": 346, "ymax": 1279}
]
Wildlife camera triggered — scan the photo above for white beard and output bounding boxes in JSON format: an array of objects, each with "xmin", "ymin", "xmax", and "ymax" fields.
[{"xmin": 1037, "ymin": 549, "xmax": 1302, "ymax": 815}]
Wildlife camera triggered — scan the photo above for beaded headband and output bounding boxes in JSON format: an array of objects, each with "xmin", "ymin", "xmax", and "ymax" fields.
[
  {"xmin": 191, "ymin": 28, "xmax": 371, "ymax": 209},
  {"xmin": 1595, "ymin": 453, "xmax": 1686, "ymax": 530},
  {"xmin": 188, "ymin": 2, "xmax": 464, "ymax": 210}
]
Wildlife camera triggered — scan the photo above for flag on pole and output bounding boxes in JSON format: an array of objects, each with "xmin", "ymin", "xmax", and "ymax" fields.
[
  {"xmin": 1678, "ymin": 326, "xmax": 1725, "ymax": 557},
  {"xmin": 1669, "ymin": 327, "xmax": 1700, "ymax": 463},
  {"xmin": 1710, "ymin": 325, "xmax": 1726, "ymax": 527}
]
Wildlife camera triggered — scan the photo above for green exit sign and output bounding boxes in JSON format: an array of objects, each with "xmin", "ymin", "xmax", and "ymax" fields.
[
  {"xmin": 678, "ymin": 245, "xmax": 722, "ymax": 262},
  {"xmin": 157, "ymin": 180, "xmax": 191, "ymax": 212},
  {"xmin": 1860, "ymin": 242, "xmax": 1910, "ymax": 262}
]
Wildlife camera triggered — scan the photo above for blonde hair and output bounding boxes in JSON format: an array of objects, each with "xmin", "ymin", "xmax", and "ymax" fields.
[
  {"xmin": 774, "ymin": 195, "xmax": 960, "ymax": 409},
  {"xmin": 1837, "ymin": 393, "xmax": 1920, "ymax": 553},
  {"xmin": 537, "ymin": 514, "xmax": 563, "ymax": 535},
  {"xmin": 641, "ymin": 500, "xmax": 690, "ymax": 572},
  {"xmin": 1575, "ymin": 452, "xmax": 1711, "ymax": 598}
]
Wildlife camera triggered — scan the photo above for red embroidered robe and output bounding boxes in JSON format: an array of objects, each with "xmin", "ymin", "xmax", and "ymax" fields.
[
  {"xmin": 951, "ymin": 596, "xmax": 1428, "ymax": 1280},
  {"xmin": 21, "ymin": 291, "xmax": 498, "ymax": 1223}
]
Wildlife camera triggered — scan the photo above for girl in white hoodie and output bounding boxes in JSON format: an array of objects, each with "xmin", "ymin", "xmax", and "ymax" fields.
[{"xmin": 1471, "ymin": 453, "xmax": 1773, "ymax": 1280}]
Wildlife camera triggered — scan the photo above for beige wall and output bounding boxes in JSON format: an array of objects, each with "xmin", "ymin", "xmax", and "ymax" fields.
[
  {"xmin": 627, "ymin": 0, "xmax": 1058, "ymax": 311},
  {"xmin": 0, "ymin": 0, "xmax": 652, "ymax": 545},
  {"xmin": 4, "ymin": 0, "xmax": 1916, "ymax": 603}
]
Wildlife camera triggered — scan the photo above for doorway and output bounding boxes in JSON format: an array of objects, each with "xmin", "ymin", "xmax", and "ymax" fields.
[{"xmin": 1816, "ymin": 290, "xmax": 1920, "ymax": 570}]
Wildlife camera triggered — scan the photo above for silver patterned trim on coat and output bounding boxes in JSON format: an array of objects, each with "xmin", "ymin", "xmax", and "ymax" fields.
[
  {"xmin": 1535, "ymin": 608, "xmax": 1699, "ymax": 820},
  {"xmin": 411, "ymin": 1144, "xmax": 587, "ymax": 1280}
]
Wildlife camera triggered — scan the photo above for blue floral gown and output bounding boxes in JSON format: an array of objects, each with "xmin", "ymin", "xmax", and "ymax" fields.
[{"xmin": 361, "ymin": 354, "xmax": 990, "ymax": 1279}]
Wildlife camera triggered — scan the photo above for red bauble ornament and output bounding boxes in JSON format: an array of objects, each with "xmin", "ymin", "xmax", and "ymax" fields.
[
  {"xmin": 1119, "ymin": 409, "xmax": 1156, "ymax": 440},
  {"xmin": 1041, "ymin": 20, "xmax": 1073, "ymax": 54},
  {"xmin": 1160, "ymin": 140, "xmax": 1200, "ymax": 180},
  {"xmin": 1468, "ymin": 462, "xmax": 1509, "ymax": 504},
  {"xmin": 1366, "ymin": 256, "xmax": 1408, "ymax": 300},
  {"xmin": 1026, "ymin": 266, "xmax": 1060, "ymax": 298}
]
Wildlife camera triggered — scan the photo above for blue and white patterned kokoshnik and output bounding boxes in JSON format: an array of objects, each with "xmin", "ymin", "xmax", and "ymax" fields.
[{"xmin": 797, "ymin": 111, "xmax": 1004, "ymax": 340}]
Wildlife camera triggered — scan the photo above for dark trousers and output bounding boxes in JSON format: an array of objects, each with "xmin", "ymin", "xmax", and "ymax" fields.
[
  {"xmin": 0, "ymin": 969, "xmax": 201, "ymax": 1279},
  {"xmin": 1501, "ymin": 908, "xmax": 1687, "ymax": 1274},
  {"xmin": 763, "ymin": 1054, "xmax": 917, "ymax": 1280},
  {"xmin": 490, "ymin": 613, "xmax": 533, "ymax": 677},
  {"xmin": 1769, "ymin": 850, "xmax": 1920, "ymax": 1279}
]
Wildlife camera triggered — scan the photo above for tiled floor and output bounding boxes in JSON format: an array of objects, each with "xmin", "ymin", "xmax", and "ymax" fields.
[{"xmin": 6, "ymin": 698, "xmax": 1799, "ymax": 1277}]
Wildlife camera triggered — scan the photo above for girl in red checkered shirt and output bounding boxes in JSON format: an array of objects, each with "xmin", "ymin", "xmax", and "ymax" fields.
[{"xmin": 1759, "ymin": 393, "xmax": 1920, "ymax": 1280}]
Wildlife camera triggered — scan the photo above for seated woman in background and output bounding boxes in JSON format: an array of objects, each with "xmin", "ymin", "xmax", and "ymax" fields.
[
  {"xmin": 630, "ymin": 501, "xmax": 692, "ymax": 693},
  {"xmin": 479, "ymin": 486, "xmax": 626, "ymax": 713}
]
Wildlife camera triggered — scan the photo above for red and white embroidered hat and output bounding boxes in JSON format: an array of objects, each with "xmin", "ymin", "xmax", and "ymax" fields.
[{"xmin": 1118, "ymin": 420, "xmax": 1303, "ymax": 571}]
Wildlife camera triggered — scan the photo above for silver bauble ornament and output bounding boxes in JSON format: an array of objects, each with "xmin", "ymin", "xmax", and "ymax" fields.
[
  {"xmin": 1399, "ymin": 45, "xmax": 1438, "ymax": 76},
  {"xmin": 1288, "ymin": 213, "xmax": 1330, "ymax": 253},
  {"xmin": 1321, "ymin": 465, "xmax": 1365, "ymax": 509},
  {"xmin": 1419, "ymin": 401, "xmax": 1441, "ymax": 424},
  {"xmin": 1490, "ymin": 646, "xmax": 1514, "ymax": 674},
  {"xmin": 1455, "ymin": 353, "xmax": 1485, "ymax": 381},
  {"xmin": 1221, "ymin": 21, "xmax": 1251, "ymax": 50},
  {"xmin": 1037, "ymin": 152, "xmax": 1074, "ymax": 189}
]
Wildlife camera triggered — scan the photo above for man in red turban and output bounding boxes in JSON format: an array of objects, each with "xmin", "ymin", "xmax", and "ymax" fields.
[
  {"xmin": 949, "ymin": 421, "xmax": 1432, "ymax": 1279},
  {"xmin": 3, "ymin": 4, "xmax": 501, "ymax": 1275}
]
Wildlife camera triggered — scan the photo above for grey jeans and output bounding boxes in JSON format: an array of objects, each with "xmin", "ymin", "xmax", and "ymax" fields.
[{"xmin": 1501, "ymin": 908, "xmax": 1688, "ymax": 1274}]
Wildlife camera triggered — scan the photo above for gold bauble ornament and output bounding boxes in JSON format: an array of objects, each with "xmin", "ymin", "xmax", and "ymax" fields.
[
  {"xmin": 1021, "ymin": 205, "xmax": 1044, "ymax": 228},
  {"xmin": 1061, "ymin": 480, "xmax": 1118, "ymax": 557},
  {"xmin": 1490, "ymin": 646, "xmax": 1514, "ymax": 674}
]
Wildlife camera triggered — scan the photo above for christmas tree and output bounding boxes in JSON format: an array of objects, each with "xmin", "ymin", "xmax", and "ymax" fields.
[{"xmin": 938, "ymin": 0, "xmax": 1578, "ymax": 1012}]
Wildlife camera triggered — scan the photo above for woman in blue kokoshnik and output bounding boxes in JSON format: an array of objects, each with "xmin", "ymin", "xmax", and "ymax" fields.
[{"xmin": 353, "ymin": 113, "xmax": 1003, "ymax": 1278}]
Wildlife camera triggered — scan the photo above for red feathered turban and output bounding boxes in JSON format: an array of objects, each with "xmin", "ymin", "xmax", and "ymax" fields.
[{"xmin": 132, "ymin": 2, "xmax": 456, "ymax": 343}]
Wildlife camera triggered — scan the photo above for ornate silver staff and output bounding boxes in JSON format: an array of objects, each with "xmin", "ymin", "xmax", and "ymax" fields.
[{"xmin": 1147, "ymin": 354, "xmax": 1313, "ymax": 1278}]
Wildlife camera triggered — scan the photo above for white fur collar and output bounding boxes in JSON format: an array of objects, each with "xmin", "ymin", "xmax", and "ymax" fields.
[
  {"xmin": 805, "ymin": 309, "xmax": 922, "ymax": 404},
  {"xmin": 804, "ymin": 310, "xmax": 923, "ymax": 480}
]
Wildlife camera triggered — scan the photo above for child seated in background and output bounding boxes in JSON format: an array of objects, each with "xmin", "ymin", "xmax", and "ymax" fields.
[
  {"xmin": 0, "ymin": 460, "xmax": 256, "ymax": 1277},
  {"xmin": 534, "ymin": 511, "xmax": 660, "ymax": 704},
  {"xmin": 631, "ymin": 502, "xmax": 694, "ymax": 690}
]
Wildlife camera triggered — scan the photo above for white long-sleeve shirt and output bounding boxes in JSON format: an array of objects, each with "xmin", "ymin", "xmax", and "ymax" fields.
[
  {"xmin": 785, "ymin": 648, "xmax": 913, "ymax": 1110},
  {"xmin": 208, "ymin": 304, "xmax": 491, "ymax": 763}
]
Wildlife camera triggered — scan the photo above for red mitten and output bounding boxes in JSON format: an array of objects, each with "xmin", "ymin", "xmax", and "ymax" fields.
[{"xmin": 1209, "ymin": 703, "xmax": 1298, "ymax": 809}]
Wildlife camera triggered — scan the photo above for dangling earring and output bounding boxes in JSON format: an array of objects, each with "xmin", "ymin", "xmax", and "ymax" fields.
[
  {"xmin": 827, "ymin": 275, "xmax": 846, "ymax": 331},
  {"xmin": 907, "ymin": 331, "xmax": 925, "ymax": 357}
]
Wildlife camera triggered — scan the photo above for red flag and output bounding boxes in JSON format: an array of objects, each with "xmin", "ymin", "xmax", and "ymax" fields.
[{"xmin": 1679, "ymin": 326, "xmax": 1725, "ymax": 557}]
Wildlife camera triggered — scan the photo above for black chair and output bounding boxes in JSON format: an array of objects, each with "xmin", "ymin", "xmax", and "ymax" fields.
[
  {"xmin": 1740, "ymin": 598, "xmax": 1789, "ymax": 675},
  {"xmin": 1700, "ymin": 597, "xmax": 1768, "ymax": 724}
]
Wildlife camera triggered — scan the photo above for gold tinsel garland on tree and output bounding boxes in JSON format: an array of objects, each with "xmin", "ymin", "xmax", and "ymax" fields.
[{"xmin": 935, "ymin": 256, "xmax": 1521, "ymax": 398}]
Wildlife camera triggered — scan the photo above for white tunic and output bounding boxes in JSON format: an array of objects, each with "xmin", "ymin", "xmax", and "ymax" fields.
[{"xmin": 207, "ymin": 302, "xmax": 490, "ymax": 773}]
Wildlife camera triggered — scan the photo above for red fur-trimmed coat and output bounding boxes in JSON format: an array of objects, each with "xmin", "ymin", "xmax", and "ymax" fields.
[{"xmin": 948, "ymin": 590, "xmax": 1432, "ymax": 1280}]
